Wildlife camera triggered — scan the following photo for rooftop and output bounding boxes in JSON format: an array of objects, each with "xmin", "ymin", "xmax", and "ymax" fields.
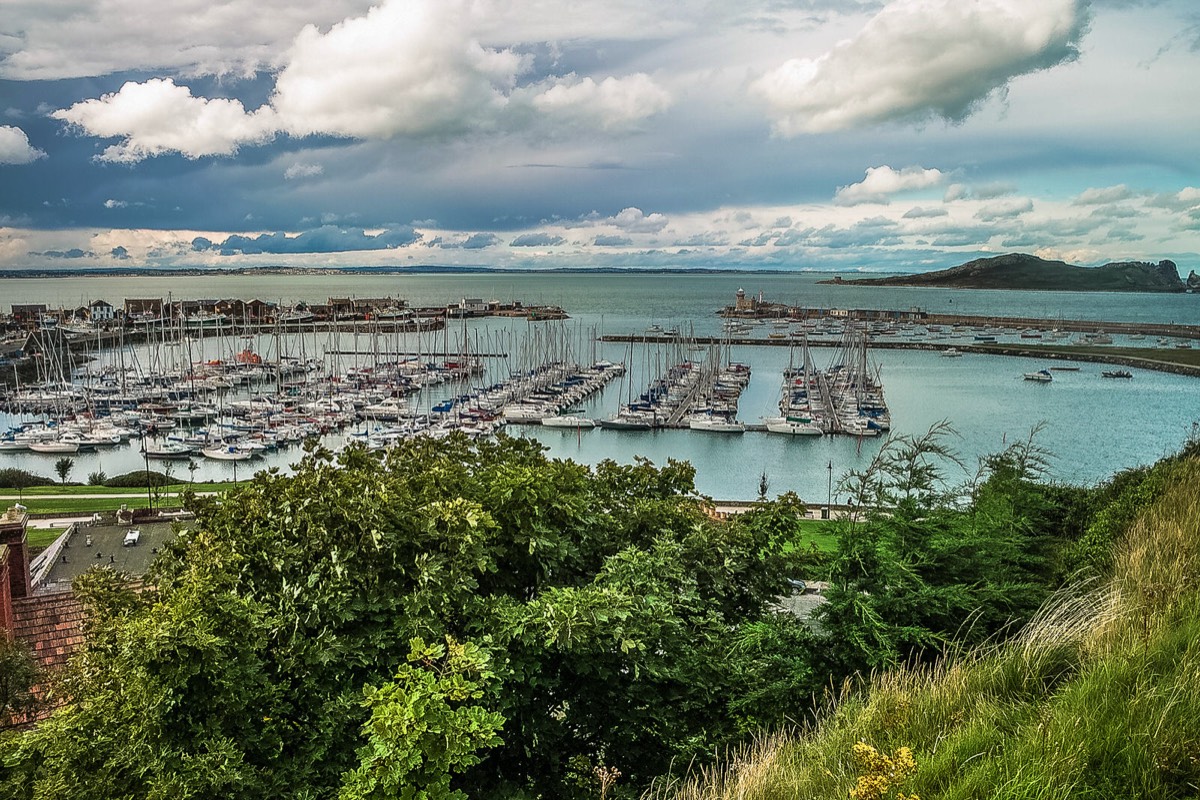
[{"xmin": 38, "ymin": 521, "xmax": 178, "ymax": 592}]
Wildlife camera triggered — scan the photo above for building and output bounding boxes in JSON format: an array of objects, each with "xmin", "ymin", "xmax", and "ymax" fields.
[
  {"xmin": 88, "ymin": 299, "xmax": 115, "ymax": 323},
  {"xmin": 10, "ymin": 304, "xmax": 47, "ymax": 326},
  {"xmin": 124, "ymin": 298, "xmax": 164, "ymax": 317}
]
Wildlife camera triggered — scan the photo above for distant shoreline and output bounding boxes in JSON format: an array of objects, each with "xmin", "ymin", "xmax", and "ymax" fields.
[{"xmin": 0, "ymin": 266, "xmax": 871, "ymax": 279}]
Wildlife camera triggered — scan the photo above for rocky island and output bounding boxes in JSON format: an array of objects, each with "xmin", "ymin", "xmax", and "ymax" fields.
[{"xmin": 821, "ymin": 253, "xmax": 1190, "ymax": 292}]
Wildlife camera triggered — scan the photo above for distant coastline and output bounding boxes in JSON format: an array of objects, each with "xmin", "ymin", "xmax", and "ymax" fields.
[
  {"xmin": 0, "ymin": 265, "xmax": 850, "ymax": 279},
  {"xmin": 818, "ymin": 253, "xmax": 1195, "ymax": 293}
]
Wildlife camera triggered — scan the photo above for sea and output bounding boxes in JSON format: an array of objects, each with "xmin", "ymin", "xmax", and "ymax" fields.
[{"xmin": 3, "ymin": 271, "xmax": 1199, "ymax": 501}]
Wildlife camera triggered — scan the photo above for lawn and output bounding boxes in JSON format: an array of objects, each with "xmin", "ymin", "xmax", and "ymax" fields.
[
  {"xmin": 786, "ymin": 518, "xmax": 839, "ymax": 554},
  {"xmin": 0, "ymin": 481, "xmax": 240, "ymax": 496}
]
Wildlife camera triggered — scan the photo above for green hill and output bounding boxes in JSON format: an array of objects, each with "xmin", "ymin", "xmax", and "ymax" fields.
[
  {"xmin": 654, "ymin": 453, "xmax": 1200, "ymax": 800},
  {"xmin": 822, "ymin": 253, "xmax": 1187, "ymax": 291}
]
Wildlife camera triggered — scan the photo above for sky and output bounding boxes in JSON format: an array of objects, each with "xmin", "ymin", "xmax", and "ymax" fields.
[{"xmin": 1, "ymin": 0, "xmax": 1198, "ymax": 274}]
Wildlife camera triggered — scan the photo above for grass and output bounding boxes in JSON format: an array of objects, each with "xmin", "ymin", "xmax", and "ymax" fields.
[
  {"xmin": 785, "ymin": 519, "xmax": 839, "ymax": 555},
  {"xmin": 0, "ymin": 481, "xmax": 239, "ymax": 496},
  {"xmin": 653, "ymin": 457, "xmax": 1200, "ymax": 800},
  {"xmin": 11, "ymin": 497, "xmax": 181, "ymax": 515}
]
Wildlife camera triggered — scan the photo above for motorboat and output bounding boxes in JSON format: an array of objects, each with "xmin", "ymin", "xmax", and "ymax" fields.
[
  {"xmin": 540, "ymin": 414, "xmax": 596, "ymax": 429},
  {"xmin": 688, "ymin": 415, "xmax": 745, "ymax": 433},
  {"xmin": 201, "ymin": 445, "xmax": 254, "ymax": 461},
  {"xmin": 143, "ymin": 441, "xmax": 196, "ymax": 459},
  {"xmin": 764, "ymin": 415, "xmax": 823, "ymax": 436},
  {"xmin": 1023, "ymin": 369, "xmax": 1053, "ymax": 382},
  {"xmin": 1101, "ymin": 370, "xmax": 1133, "ymax": 379}
]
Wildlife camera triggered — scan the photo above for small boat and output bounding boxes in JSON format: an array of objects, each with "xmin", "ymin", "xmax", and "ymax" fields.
[
  {"xmin": 764, "ymin": 416, "xmax": 823, "ymax": 436},
  {"xmin": 940, "ymin": 347, "xmax": 963, "ymax": 358},
  {"xmin": 1049, "ymin": 366, "xmax": 1081, "ymax": 371},
  {"xmin": 540, "ymin": 415, "xmax": 596, "ymax": 429},
  {"xmin": 1023, "ymin": 369, "xmax": 1053, "ymax": 383},
  {"xmin": 201, "ymin": 445, "xmax": 254, "ymax": 461},
  {"xmin": 1101, "ymin": 370, "xmax": 1133, "ymax": 379},
  {"xmin": 688, "ymin": 416, "xmax": 745, "ymax": 433},
  {"xmin": 143, "ymin": 441, "xmax": 196, "ymax": 459},
  {"xmin": 28, "ymin": 440, "xmax": 80, "ymax": 453},
  {"xmin": 0, "ymin": 439, "xmax": 30, "ymax": 452}
]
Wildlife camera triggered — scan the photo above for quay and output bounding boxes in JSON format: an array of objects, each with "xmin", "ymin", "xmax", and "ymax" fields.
[{"xmin": 600, "ymin": 335, "xmax": 1200, "ymax": 377}]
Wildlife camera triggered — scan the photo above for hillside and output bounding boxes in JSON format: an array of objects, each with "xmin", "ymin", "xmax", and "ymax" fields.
[
  {"xmin": 655, "ymin": 450, "xmax": 1200, "ymax": 800},
  {"xmin": 821, "ymin": 253, "xmax": 1187, "ymax": 291}
]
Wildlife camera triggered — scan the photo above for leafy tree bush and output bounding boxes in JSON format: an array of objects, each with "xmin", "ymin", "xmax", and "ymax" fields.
[
  {"xmin": 0, "ymin": 468, "xmax": 55, "ymax": 488},
  {"xmin": 102, "ymin": 470, "xmax": 173, "ymax": 488},
  {"xmin": 86, "ymin": 470, "xmax": 107, "ymax": 486},
  {"xmin": 53, "ymin": 458, "xmax": 73, "ymax": 485},
  {"xmin": 2, "ymin": 436, "xmax": 811, "ymax": 799}
]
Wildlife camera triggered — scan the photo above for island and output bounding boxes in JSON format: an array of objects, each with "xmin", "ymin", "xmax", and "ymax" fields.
[{"xmin": 820, "ymin": 253, "xmax": 1189, "ymax": 292}]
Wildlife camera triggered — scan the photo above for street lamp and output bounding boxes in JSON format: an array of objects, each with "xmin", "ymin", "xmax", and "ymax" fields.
[{"xmin": 826, "ymin": 459, "xmax": 833, "ymax": 519}]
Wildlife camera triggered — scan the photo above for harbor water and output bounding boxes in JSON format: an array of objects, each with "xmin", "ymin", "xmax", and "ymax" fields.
[{"xmin": 3, "ymin": 271, "xmax": 1199, "ymax": 500}]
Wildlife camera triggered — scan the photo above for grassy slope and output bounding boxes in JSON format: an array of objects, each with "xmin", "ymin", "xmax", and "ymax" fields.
[{"xmin": 654, "ymin": 458, "xmax": 1200, "ymax": 800}]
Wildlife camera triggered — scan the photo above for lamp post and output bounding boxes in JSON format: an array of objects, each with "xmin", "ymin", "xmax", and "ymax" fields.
[
  {"xmin": 826, "ymin": 459, "xmax": 833, "ymax": 519},
  {"xmin": 142, "ymin": 432, "xmax": 153, "ymax": 513}
]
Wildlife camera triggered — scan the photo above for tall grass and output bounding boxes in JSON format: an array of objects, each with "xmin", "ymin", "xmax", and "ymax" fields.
[{"xmin": 651, "ymin": 459, "xmax": 1200, "ymax": 800}]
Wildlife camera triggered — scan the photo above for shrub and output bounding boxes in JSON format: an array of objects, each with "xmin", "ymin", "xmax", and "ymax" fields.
[
  {"xmin": 87, "ymin": 470, "xmax": 108, "ymax": 486},
  {"xmin": 0, "ymin": 468, "xmax": 55, "ymax": 489},
  {"xmin": 104, "ymin": 470, "xmax": 174, "ymax": 488}
]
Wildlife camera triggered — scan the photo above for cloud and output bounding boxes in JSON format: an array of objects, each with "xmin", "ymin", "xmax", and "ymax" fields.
[
  {"xmin": 944, "ymin": 181, "xmax": 1018, "ymax": 202},
  {"xmin": 270, "ymin": 1, "xmax": 527, "ymax": 141},
  {"xmin": 755, "ymin": 0, "xmax": 1088, "ymax": 134},
  {"xmin": 593, "ymin": 234, "xmax": 633, "ymax": 246},
  {"xmin": 110, "ymin": 246, "xmax": 130, "ymax": 260},
  {"xmin": 611, "ymin": 206, "xmax": 669, "ymax": 233},
  {"xmin": 192, "ymin": 224, "xmax": 420, "ymax": 255},
  {"xmin": 1145, "ymin": 187, "xmax": 1200, "ymax": 212},
  {"xmin": 52, "ymin": 78, "xmax": 276, "ymax": 163},
  {"xmin": 32, "ymin": 248, "xmax": 94, "ymax": 259},
  {"xmin": 284, "ymin": 162, "xmax": 324, "ymax": 180},
  {"xmin": 975, "ymin": 198, "xmax": 1034, "ymax": 220},
  {"xmin": 902, "ymin": 206, "xmax": 948, "ymax": 219},
  {"xmin": 835, "ymin": 165, "xmax": 945, "ymax": 205},
  {"xmin": 511, "ymin": 232, "xmax": 565, "ymax": 246},
  {"xmin": 530, "ymin": 74, "xmax": 672, "ymax": 131},
  {"xmin": 1072, "ymin": 184, "xmax": 1132, "ymax": 205},
  {"xmin": 48, "ymin": 0, "xmax": 671, "ymax": 162},
  {"xmin": 0, "ymin": 125, "xmax": 46, "ymax": 164},
  {"xmin": 103, "ymin": 199, "xmax": 128, "ymax": 209},
  {"xmin": 461, "ymin": 233, "xmax": 500, "ymax": 249}
]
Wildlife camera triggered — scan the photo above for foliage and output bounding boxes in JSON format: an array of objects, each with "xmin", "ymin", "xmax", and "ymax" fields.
[
  {"xmin": 1, "ymin": 435, "xmax": 806, "ymax": 799},
  {"xmin": 818, "ymin": 424, "xmax": 1083, "ymax": 678},
  {"xmin": 53, "ymin": 458, "xmax": 73, "ymax": 486},
  {"xmin": 102, "ymin": 469, "xmax": 173, "ymax": 488},
  {"xmin": 86, "ymin": 470, "xmax": 107, "ymax": 486},
  {"xmin": 339, "ymin": 637, "xmax": 504, "ymax": 800},
  {"xmin": 0, "ymin": 468, "xmax": 55, "ymax": 489},
  {"xmin": 648, "ymin": 453, "xmax": 1200, "ymax": 800},
  {"xmin": 0, "ymin": 637, "xmax": 40, "ymax": 724}
]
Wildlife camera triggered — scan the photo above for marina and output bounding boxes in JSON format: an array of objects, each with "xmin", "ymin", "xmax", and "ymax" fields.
[{"xmin": 2, "ymin": 273, "xmax": 1199, "ymax": 499}]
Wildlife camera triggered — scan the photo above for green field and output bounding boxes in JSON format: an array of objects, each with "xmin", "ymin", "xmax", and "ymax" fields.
[
  {"xmin": 785, "ymin": 518, "xmax": 839, "ymax": 554},
  {"xmin": 0, "ymin": 481, "xmax": 239, "ymax": 496}
]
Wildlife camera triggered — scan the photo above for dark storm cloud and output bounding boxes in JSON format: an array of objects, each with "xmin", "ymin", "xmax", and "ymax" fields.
[
  {"xmin": 593, "ymin": 234, "xmax": 632, "ymax": 246},
  {"xmin": 192, "ymin": 224, "xmax": 420, "ymax": 255},
  {"xmin": 510, "ymin": 232, "xmax": 565, "ymax": 246},
  {"xmin": 32, "ymin": 248, "xmax": 94, "ymax": 258}
]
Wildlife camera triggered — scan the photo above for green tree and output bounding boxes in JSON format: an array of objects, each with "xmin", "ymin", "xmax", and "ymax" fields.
[
  {"xmin": 339, "ymin": 637, "xmax": 504, "ymax": 800},
  {"xmin": 0, "ymin": 637, "xmax": 40, "ymax": 724},
  {"xmin": 53, "ymin": 457, "xmax": 73, "ymax": 485},
  {"xmin": 3, "ymin": 435, "xmax": 802, "ymax": 799}
]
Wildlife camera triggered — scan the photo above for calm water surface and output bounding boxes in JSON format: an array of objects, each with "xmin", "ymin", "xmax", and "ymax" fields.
[{"xmin": 3, "ymin": 272, "xmax": 1199, "ymax": 499}]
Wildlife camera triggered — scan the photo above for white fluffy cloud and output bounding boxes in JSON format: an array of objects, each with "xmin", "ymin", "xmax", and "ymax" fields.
[
  {"xmin": 531, "ymin": 74, "xmax": 672, "ymax": 131},
  {"xmin": 834, "ymin": 165, "xmax": 945, "ymax": 205},
  {"xmin": 271, "ymin": 0, "xmax": 527, "ymax": 139},
  {"xmin": 0, "ymin": 125, "xmax": 46, "ymax": 164},
  {"xmin": 52, "ymin": 79, "xmax": 277, "ymax": 162},
  {"xmin": 755, "ymin": 0, "xmax": 1088, "ymax": 134},
  {"xmin": 975, "ymin": 198, "xmax": 1034, "ymax": 220},
  {"xmin": 284, "ymin": 162, "xmax": 324, "ymax": 180},
  {"xmin": 0, "ymin": 0, "xmax": 372, "ymax": 80},
  {"xmin": 1072, "ymin": 184, "xmax": 1132, "ymax": 205},
  {"xmin": 49, "ymin": 0, "xmax": 671, "ymax": 160}
]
